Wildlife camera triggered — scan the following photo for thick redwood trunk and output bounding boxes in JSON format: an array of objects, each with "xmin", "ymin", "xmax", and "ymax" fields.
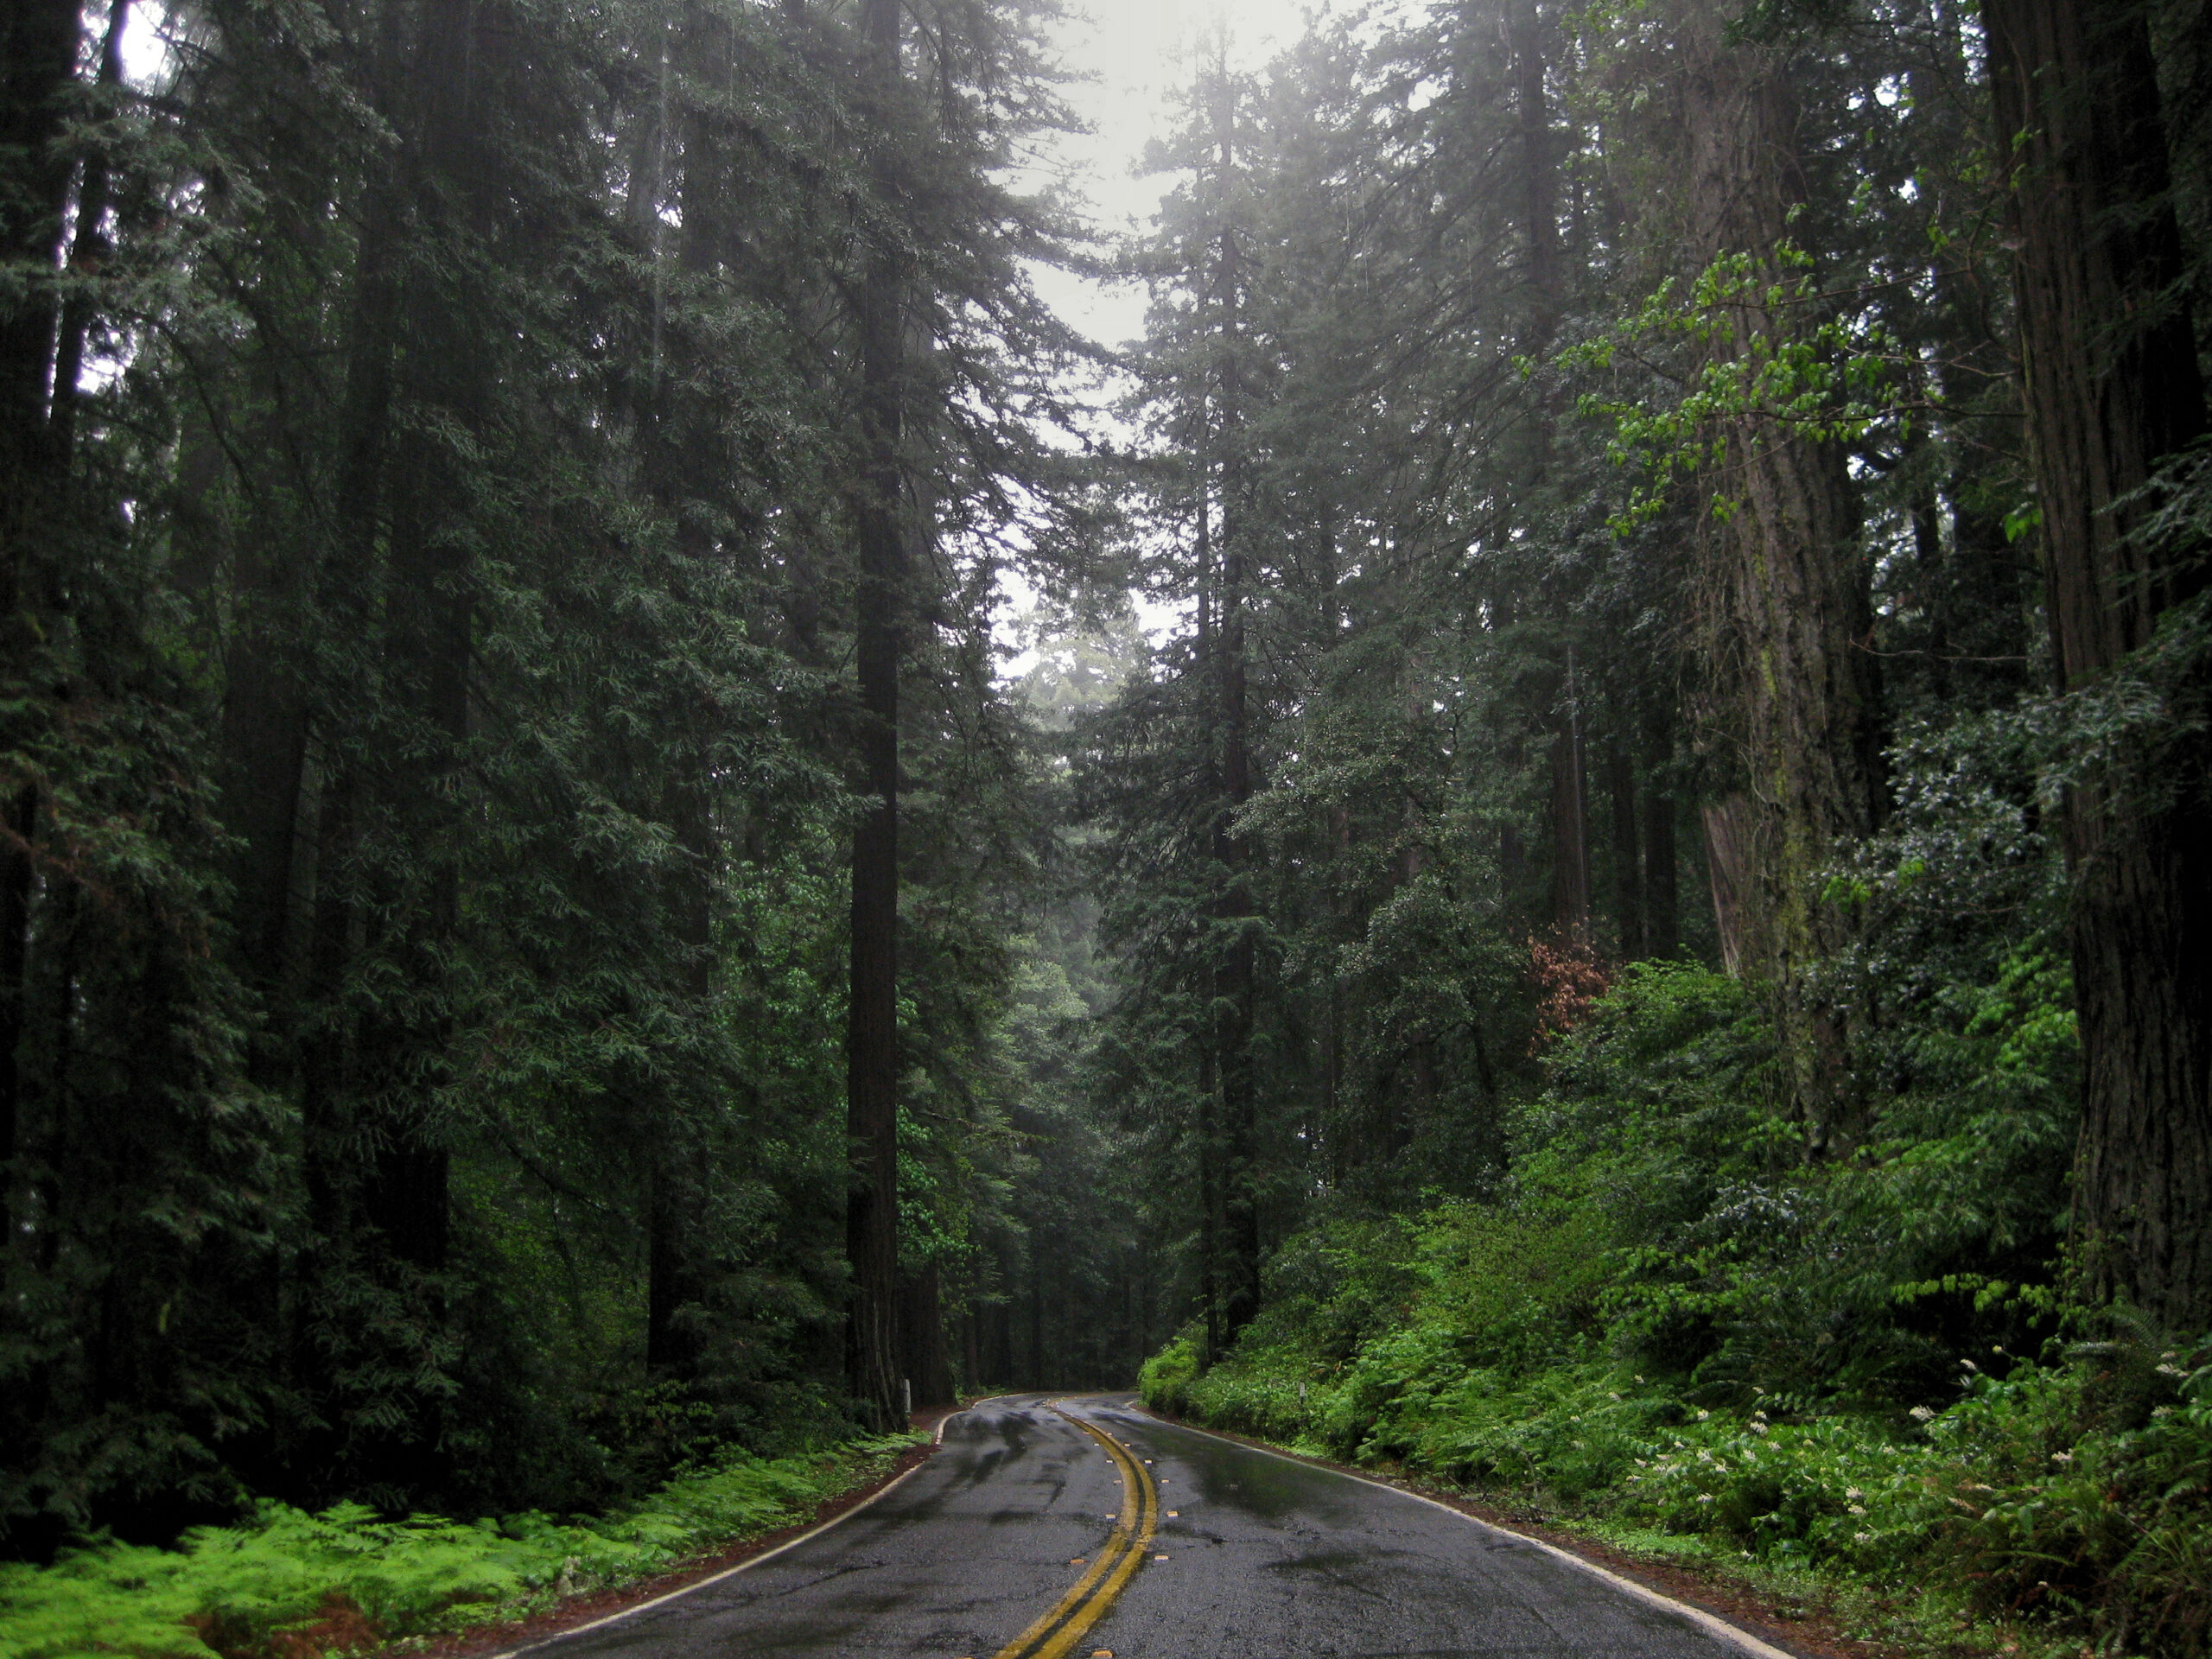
[
  {"xmin": 1984, "ymin": 0, "xmax": 2211, "ymax": 1325},
  {"xmin": 1675, "ymin": 0, "xmax": 1880, "ymax": 1147},
  {"xmin": 844, "ymin": 0, "xmax": 907, "ymax": 1430}
]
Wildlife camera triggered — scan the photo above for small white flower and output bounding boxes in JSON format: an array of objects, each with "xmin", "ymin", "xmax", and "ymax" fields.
[
  {"xmin": 1910, "ymin": 1406, "xmax": 1936, "ymax": 1422},
  {"xmin": 1747, "ymin": 1421, "xmax": 1770, "ymax": 1434},
  {"xmin": 1635, "ymin": 1376, "xmax": 1645, "ymax": 1384},
  {"xmin": 2152, "ymin": 1406, "xmax": 2174, "ymax": 1420},
  {"xmin": 1845, "ymin": 1486, "xmax": 1863, "ymax": 1500},
  {"xmin": 1696, "ymin": 1409, "xmax": 1711, "ymax": 1421},
  {"xmin": 2154, "ymin": 1363, "xmax": 2185, "ymax": 1376},
  {"xmin": 1853, "ymin": 1530, "xmax": 1874, "ymax": 1544},
  {"xmin": 1960, "ymin": 1358, "xmax": 1978, "ymax": 1372},
  {"xmin": 1608, "ymin": 1391, "xmax": 1621, "ymax": 1401},
  {"xmin": 1847, "ymin": 1504, "xmax": 1866, "ymax": 1515},
  {"xmin": 2050, "ymin": 1450, "xmax": 2073, "ymax": 1465},
  {"xmin": 1696, "ymin": 1493, "xmax": 1714, "ymax": 1504},
  {"xmin": 2161, "ymin": 1351, "xmax": 2177, "ymax": 1361}
]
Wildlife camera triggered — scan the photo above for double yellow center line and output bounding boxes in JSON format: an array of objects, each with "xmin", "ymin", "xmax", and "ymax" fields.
[{"xmin": 988, "ymin": 1405, "xmax": 1160, "ymax": 1659}]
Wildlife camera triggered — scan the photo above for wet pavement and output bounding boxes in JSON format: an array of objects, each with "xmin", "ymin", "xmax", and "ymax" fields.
[{"xmin": 516, "ymin": 1394, "xmax": 1779, "ymax": 1659}]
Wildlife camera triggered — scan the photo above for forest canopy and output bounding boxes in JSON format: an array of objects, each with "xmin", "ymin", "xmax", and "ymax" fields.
[{"xmin": 3, "ymin": 0, "xmax": 2210, "ymax": 1650}]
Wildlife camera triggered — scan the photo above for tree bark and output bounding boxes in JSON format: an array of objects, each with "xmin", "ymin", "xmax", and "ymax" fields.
[
  {"xmin": 1211, "ymin": 81, "xmax": 1262, "ymax": 1349},
  {"xmin": 0, "ymin": 0, "xmax": 83, "ymax": 1251},
  {"xmin": 1642, "ymin": 702, "xmax": 1681, "ymax": 956},
  {"xmin": 844, "ymin": 0, "xmax": 907, "ymax": 1430},
  {"xmin": 1675, "ymin": 0, "xmax": 1881, "ymax": 1149},
  {"xmin": 1549, "ymin": 651, "xmax": 1592, "ymax": 945},
  {"xmin": 1608, "ymin": 725, "xmax": 1644, "ymax": 961},
  {"xmin": 1984, "ymin": 0, "xmax": 2211, "ymax": 1326}
]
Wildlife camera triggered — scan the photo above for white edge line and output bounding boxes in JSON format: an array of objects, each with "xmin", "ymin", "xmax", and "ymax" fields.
[
  {"xmin": 483, "ymin": 1412, "xmax": 957, "ymax": 1659},
  {"xmin": 1122, "ymin": 1403, "xmax": 1799, "ymax": 1659}
]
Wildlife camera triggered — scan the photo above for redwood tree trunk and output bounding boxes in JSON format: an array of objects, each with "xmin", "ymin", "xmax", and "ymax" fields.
[
  {"xmin": 0, "ymin": 0, "xmax": 82, "ymax": 1257},
  {"xmin": 1984, "ymin": 0, "xmax": 2211, "ymax": 1326},
  {"xmin": 1675, "ymin": 0, "xmax": 1882, "ymax": 1149},
  {"xmin": 1549, "ymin": 652, "xmax": 1592, "ymax": 945},
  {"xmin": 1643, "ymin": 702, "xmax": 1680, "ymax": 956},
  {"xmin": 1608, "ymin": 727, "xmax": 1644, "ymax": 961},
  {"xmin": 844, "ymin": 0, "xmax": 907, "ymax": 1430},
  {"xmin": 1213, "ymin": 90, "xmax": 1262, "ymax": 1348}
]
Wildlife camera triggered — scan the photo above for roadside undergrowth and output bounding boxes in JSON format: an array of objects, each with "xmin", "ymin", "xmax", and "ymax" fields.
[
  {"xmin": 1140, "ymin": 963, "xmax": 2212, "ymax": 1659},
  {"xmin": 0, "ymin": 1434, "xmax": 924, "ymax": 1659},
  {"xmin": 1144, "ymin": 1341, "xmax": 2212, "ymax": 1659}
]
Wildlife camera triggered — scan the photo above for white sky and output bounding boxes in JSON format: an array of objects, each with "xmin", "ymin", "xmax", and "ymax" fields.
[
  {"xmin": 1027, "ymin": 0, "xmax": 1330, "ymax": 351},
  {"xmin": 995, "ymin": 0, "xmax": 1344, "ymax": 668}
]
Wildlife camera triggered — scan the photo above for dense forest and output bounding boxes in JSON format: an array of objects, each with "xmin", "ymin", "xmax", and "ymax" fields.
[{"xmin": 3, "ymin": 0, "xmax": 2211, "ymax": 1650}]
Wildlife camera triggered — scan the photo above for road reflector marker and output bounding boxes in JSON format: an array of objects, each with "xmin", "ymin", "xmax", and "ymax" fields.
[
  {"xmin": 1166, "ymin": 1510, "xmax": 1178, "ymax": 1517},
  {"xmin": 1153, "ymin": 1554, "xmax": 1168, "ymax": 1561},
  {"xmin": 1070, "ymin": 1558, "xmax": 1084, "ymax": 1566}
]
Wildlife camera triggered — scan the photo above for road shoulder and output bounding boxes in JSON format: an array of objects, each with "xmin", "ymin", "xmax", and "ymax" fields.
[
  {"xmin": 374, "ymin": 1406, "xmax": 961, "ymax": 1659},
  {"xmin": 1131, "ymin": 1408, "xmax": 1956, "ymax": 1659}
]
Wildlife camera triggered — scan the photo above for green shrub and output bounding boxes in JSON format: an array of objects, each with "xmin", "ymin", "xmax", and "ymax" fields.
[
  {"xmin": 0, "ymin": 1434, "xmax": 920, "ymax": 1659},
  {"xmin": 1141, "ymin": 941, "xmax": 2208, "ymax": 1654},
  {"xmin": 1137, "ymin": 1330, "xmax": 1203, "ymax": 1416}
]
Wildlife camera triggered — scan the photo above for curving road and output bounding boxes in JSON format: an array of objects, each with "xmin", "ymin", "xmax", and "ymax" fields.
[{"xmin": 517, "ymin": 1395, "xmax": 1787, "ymax": 1659}]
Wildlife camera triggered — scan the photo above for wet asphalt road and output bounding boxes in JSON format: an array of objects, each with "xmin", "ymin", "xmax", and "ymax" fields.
[{"xmin": 524, "ymin": 1394, "xmax": 1776, "ymax": 1659}]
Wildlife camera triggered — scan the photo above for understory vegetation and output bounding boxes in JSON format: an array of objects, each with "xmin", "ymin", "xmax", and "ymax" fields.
[
  {"xmin": 1142, "ymin": 965, "xmax": 2212, "ymax": 1656},
  {"xmin": 0, "ymin": 1433, "xmax": 921, "ymax": 1659}
]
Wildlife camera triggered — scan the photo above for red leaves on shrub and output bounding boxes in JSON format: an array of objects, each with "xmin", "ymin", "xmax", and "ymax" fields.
[{"xmin": 1528, "ymin": 936, "xmax": 1610, "ymax": 1052}]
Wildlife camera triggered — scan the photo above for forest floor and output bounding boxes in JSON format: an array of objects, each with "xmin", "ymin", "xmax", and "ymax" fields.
[
  {"xmin": 372, "ymin": 1406, "xmax": 962, "ymax": 1659},
  {"xmin": 1135, "ymin": 1410, "xmax": 1986, "ymax": 1659}
]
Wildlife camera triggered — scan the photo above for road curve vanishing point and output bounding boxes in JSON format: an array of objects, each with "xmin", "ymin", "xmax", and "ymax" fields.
[{"xmin": 500, "ymin": 1394, "xmax": 1797, "ymax": 1659}]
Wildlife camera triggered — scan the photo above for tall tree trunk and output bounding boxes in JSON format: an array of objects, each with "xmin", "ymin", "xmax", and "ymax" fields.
[
  {"xmin": 844, "ymin": 0, "xmax": 907, "ymax": 1430},
  {"xmin": 1703, "ymin": 794, "xmax": 1758, "ymax": 979},
  {"xmin": 1984, "ymin": 0, "xmax": 2211, "ymax": 1325},
  {"xmin": 1676, "ymin": 0, "xmax": 1881, "ymax": 1151},
  {"xmin": 1643, "ymin": 702, "xmax": 1681, "ymax": 956},
  {"xmin": 1211, "ymin": 84, "xmax": 1262, "ymax": 1349},
  {"xmin": 0, "ymin": 0, "xmax": 82, "ymax": 1256},
  {"xmin": 1549, "ymin": 650, "xmax": 1592, "ymax": 945},
  {"xmin": 1608, "ymin": 724, "xmax": 1644, "ymax": 961}
]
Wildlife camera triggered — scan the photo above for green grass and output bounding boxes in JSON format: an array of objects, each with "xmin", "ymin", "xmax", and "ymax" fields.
[{"xmin": 0, "ymin": 1434, "xmax": 923, "ymax": 1659}]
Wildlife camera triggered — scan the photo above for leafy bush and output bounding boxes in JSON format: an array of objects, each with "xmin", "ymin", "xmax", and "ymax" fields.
[
  {"xmin": 1148, "ymin": 942, "xmax": 2212, "ymax": 1654},
  {"xmin": 0, "ymin": 1434, "xmax": 920, "ymax": 1659},
  {"xmin": 1137, "ymin": 1331, "xmax": 1203, "ymax": 1417}
]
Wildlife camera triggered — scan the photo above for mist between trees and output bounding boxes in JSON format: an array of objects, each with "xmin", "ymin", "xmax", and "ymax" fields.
[{"xmin": 3, "ymin": 0, "xmax": 2209, "ymax": 1646}]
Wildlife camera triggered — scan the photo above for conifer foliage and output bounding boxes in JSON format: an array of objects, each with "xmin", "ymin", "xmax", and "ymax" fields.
[
  {"xmin": 4, "ymin": 0, "xmax": 2212, "ymax": 1618},
  {"xmin": 0, "ymin": 0, "xmax": 1074, "ymax": 1544}
]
